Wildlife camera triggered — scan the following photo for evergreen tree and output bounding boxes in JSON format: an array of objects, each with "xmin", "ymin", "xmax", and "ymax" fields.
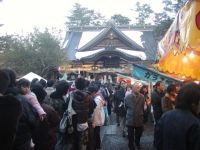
[
  {"xmin": 153, "ymin": 0, "xmax": 187, "ymax": 41},
  {"xmin": 135, "ymin": 2, "xmax": 153, "ymax": 26},
  {"xmin": 66, "ymin": 3, "xmax": 105, "ymax": 27},
  {"xmin": 111, "ymin": 14, "xmax": 131, "ymax": 25}
]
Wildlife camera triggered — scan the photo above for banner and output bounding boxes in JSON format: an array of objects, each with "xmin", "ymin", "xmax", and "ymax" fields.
[
  {"xmin": 158, "ymin": 0, "xmax": 200, "ymax": 57},
  {"xmin": 132, "ymin": 64, "xmax": 181, "ymax": 85}
]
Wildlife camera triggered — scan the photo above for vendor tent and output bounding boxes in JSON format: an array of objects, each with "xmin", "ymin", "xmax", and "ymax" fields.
[
  {"xmin": 19, "ymin": 72, "xmax": 47, "ymax": 82},
  {"xmin": 158, "ymin": 0, "xmax": 200, "ymax": 81}
]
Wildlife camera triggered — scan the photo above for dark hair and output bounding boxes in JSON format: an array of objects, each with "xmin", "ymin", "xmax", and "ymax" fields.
[
  {"xmin": 155, "ymin": 81, "xmax": 163, "ymax": 88},
  {"xmin": 31, "ymin": 78, "xmax": 39, "ymax": 89},
  {"xmin": 31, "ymin": 83, "xmax": 47, "ymax": 103},
  {"xmin": 75, "ymin": 78, "xmax": 86, "ymax": 90},
  {"xmin": 39, "ymin": 79, "xmax": 47, "ymax": 88},
  {"xmin": 166, "ymin": 84, "xmax": 176, "ymax": 93},
  {"xmin": 85, "ymin": 80, "xmax": 90, "ymax": 88},
  {"xmin": 55, "ymin": 80, "xmax": 69, "ymax": 95},
  {"xmin": 17, "ymin": 78, "xmax": 30, "ymax": 88},
  {"xmin": 0, "ymin": 70, "xmax": 10, "ymax": 94},
  {"xmin": 87, "ymin": 86, "xmax": 98, "ymax": 94},
  {"xmin": 140, "ymin": 85, "xmax": 148, "ymax": 94},
  {"xmin": 47, "ymin": 80, "xmax": 54, "ymax": 87},
  {"xmin": 176, "ymin": 82, "xmax": 200, "ymax": 112},
  {"xmin": 1, "ymin": 69, "xmax": 16, "ymax": 87}
]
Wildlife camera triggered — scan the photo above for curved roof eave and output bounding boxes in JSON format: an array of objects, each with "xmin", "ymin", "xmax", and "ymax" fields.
[{"xmin": 77, "ymin": 48, "xmax": 146, "ymax": 62}]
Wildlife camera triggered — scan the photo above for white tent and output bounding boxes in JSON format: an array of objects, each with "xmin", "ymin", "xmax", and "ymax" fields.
[{"xmin": 19, "ymin": 72, "xmax": 47, "ymax": 82}]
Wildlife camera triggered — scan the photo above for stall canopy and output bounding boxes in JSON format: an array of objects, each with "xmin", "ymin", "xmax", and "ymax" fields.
[
  {"xmin": 158, "ymin": 0, "xmax": 200, "ymax": 81},
  {"xmin": 19, "ymin": 72, "xmax": 47, "ymax": 82},
  {"xmin": 132, "ymin": 64, "xmax": 181, "ymax": 85}
]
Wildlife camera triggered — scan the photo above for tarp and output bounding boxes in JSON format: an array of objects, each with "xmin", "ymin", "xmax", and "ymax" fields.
[
  {"xmin": 132, "ymin": 64, "xmax": 181, "ymax": 85},
  {"xmin": 158, "ymin": 0, "xmax": 200, "ymax": 80},
  {"xmin": 19, "ymin": 72, "xmax": 47, "ymax": 82}
]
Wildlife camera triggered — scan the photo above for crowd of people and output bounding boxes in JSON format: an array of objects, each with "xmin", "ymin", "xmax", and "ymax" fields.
[{"xmin": 0, "ymin": 68, "xmax": 200, "ymax": 150}]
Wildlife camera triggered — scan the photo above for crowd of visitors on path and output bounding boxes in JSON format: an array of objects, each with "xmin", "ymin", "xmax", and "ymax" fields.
[{"xmin": 0, "ymin": 68, "xmax": 200, "ymax": 150}]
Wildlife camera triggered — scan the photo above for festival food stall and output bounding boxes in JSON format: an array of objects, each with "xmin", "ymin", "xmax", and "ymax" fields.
[{"xmin": 157, "ymin": 0, "xmax": 200, "ymax": 81}]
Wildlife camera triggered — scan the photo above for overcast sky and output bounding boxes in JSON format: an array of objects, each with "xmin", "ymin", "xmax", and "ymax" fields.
[{"xmin": 0, "ymin": 0, "xmax": 164, "ymax": 36}]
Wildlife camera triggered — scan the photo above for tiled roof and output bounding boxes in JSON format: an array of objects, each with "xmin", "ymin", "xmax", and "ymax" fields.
[{"xmin": 63, "ymin": 25, "xmax": 157, "ymax": 61}]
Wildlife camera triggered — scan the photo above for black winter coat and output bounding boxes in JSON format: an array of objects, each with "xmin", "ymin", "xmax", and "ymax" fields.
[
  {"xmin": 5, "ymin": 87, "xmax": 38, "ymax": 150},
  {"xmin": 13, "ymin": 95, "xmax": 38, "ymax": 150},
  {"xmin": 151, "ymin": 89, "xmax": 164, "ymax": 122},
  {"xmin": 114, "ymin": 88, "xmax": 125, "ymax": 116},
  {"xmin": 155, "ymin": 109, "xmax": 200, "ymax": 150},
  {"xmin": 32, "ymin": 103, "xmax": 60, "ymax": 150},
  {"xmin": 0, "ymin": 95, "xmax": 22, "ymax": 150}
]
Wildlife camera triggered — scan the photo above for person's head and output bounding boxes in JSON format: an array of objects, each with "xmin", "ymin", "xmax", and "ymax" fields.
[
  {"xmin": 155, "ymin": 81, "xmax": 165, "ymax": 93},
  {"xmin": 47, "ymin": 80, "xmax": 55, "ymax": 87},
  {"xmin": 120, "ymin": 80, "xmax": 127, "ymax": 89},
  {"xmin": 133, "ymin": 82, "xmax": 141, "ymax": 95},
  {"xmin": 31, "ymin": 83, "xmax": 47, "ymax": 103},
  {"xmin": 1, "ymin": 68, "xmax": 16, "ymax": 87},
  {"xmin": 175, "ymin": 83, "xmax": 181, "ymax": 94},
  {"xmin": 17, "ymin": 78, "xmax": 31, "ymax": 95},
  {"xmin": 39, "ymin": 79, "xmax": 47, "ymax": 88},
  {"xmin": 75, "ymin": 77, "xmax": 86, "ymax": 90},
  {"xmin": 87, "ymin": 86, "xmax": 98, "ymax": 97},
  {"xmin": 55, "ymin": 80, "xmax": 69, "ymax": 96},
  {"xmin": 166, "ymin": 84, "xmax": 177, "ymax": 97},
  {"xmin": 140, "ymin": 85, "xmax": 148, "ymax": 95},
  {"xmin": 176, "ymin": 82, "xmax": 200, "ymax": 115},
  {"xmin": 0, "ymin": 70, "xmax": 10, "ymax": 94},
  {"xmin": 31, "ymin": 78, "xmax": 39, "ymax": 89}
]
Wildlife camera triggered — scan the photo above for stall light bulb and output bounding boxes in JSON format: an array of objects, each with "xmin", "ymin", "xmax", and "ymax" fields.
[
  {"xmin": 182, "ymin": 56, "xmax": 188, "ymax": 63},
  {"xmin": 182, "ymin": 76, "xmax": 186, "ymax": 79},
  {"xmin": 189, "ymin": 51, "xmax": 195, "ymax": 59}
]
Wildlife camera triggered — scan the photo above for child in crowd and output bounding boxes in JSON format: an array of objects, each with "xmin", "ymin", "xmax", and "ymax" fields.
[{"xmin": 17, "ymin": 78, "xmax": 46, "ymax": 120}]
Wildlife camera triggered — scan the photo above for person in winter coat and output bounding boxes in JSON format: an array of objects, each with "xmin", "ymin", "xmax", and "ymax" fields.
[
  {"xmin": 140, "ymin": 85, "xmax": 151, "ymax": 123},
  {"xmin": 114, "ymin": 84, "xmax": 125, "ymax": 126},
  {"xmin": 161, "ymin": 84, "xmax": 177, "ymax": 113},
  {"xmin": 17, "ymin": 78, "xmax": 46, "ymax": 121},
  {"xmin": 92, "ymin": 88, "xmax": 105, "ymax": 150},
  {"xmin": 125, "ymin": 82, "xmax": 145, "ymax": 150},
  {"xmin": 3, "ymin": 69, "xmax": 38, "ymax": 150},
  {"xmin": 49, "ymin": 80, "xmax": 70, "ymax": 118},
  {"xmin": 155, "ymin": 82, "xmax": 200, "ymax": 150},
  {"xmin": 151, "ymin": 81, "xmax": 165, "ymax": 124},
  {"xmin": 0, "ymin": 70, "xmax": 22, "ymax": 150},
  {"xmin": 71, "ymin": 77, "xmax": 90, "ymax": 150},
  {"xmin": 87, "ymin": 86, "xmax": 98, "ymax": 150},
  {"xmin": 31, "ymin": 83, "xmax": 60, "ymax": 150}
]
